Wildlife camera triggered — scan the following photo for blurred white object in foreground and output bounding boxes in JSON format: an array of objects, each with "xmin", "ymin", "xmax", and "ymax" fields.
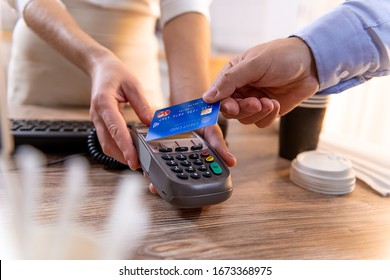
[{"xmin": 0, "ymin": 146, "xmax": 149, "ymax": 259}]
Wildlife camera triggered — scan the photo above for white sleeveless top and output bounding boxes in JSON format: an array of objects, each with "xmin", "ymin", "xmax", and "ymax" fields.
[{"xmin": 6, "ymin": 0, "xmax": 210, "ymax": 108}]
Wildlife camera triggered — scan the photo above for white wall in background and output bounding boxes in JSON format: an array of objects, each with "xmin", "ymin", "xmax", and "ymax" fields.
[
  {"xmin": 210, "ymin": 0, "xmax": 301, "ymax": 53},
  {"xmin": 209, "ymin": 0, "xmax": 344, "ymax": 53}
]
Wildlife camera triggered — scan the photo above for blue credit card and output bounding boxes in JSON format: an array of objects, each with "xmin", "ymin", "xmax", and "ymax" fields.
[{"xmin": 145, "ymin": 98, "xmax": 221, "ymax": 141}]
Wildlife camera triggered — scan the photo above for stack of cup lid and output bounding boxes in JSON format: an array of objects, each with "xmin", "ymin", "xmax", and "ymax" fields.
[
  {"xmin": 298, "ymin": 95, "xmax": 330, "ymax": 109},
  {"xmin": 290, "ymin": 150, "xmax": 356, "ymax": 195}
]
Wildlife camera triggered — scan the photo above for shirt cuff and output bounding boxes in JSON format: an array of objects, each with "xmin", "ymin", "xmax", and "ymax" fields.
[
  {"xmin": 9, "ymin": 0, "xmax": 65, "ymax": 15},
  {"xmin": 292, "ymin": 6, "xmax": 373, "ymax": 94},
  {"xmin": 160, "ymin": 0, "xmax": 212, "ymax": 27}
]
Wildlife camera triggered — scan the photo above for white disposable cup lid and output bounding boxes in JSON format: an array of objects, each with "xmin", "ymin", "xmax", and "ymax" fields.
[
  {"xmin": 295, "ymin": 150, "xmax": 353, "ymax": 177},
  {"xmin": 299, "ymin": 95, "xmax": 330, "ymax": 108},
  {"xmin": 291, "ymin": 160, "xmax": 356, "ymax": 183},
  {"xmin": 301, "ymin": 99, "xmax": 328, "ymax": 104},
  {"xmin": 308, "ymin": 95, "xmax": 329, "ymax": 99},
  {"xmin": 290, "ymin": 173, "xmax": 355, "ymax": 195}
]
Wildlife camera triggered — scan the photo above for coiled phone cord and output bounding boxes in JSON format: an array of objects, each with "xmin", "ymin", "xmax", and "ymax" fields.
[{"xmin": 86, "ymin": 123, "xmax": 140, "ymax": 170}]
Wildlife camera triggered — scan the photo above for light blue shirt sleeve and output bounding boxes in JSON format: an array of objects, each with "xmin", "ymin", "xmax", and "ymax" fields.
[{"xmin": 292, "ymin": 0, "xmax": 390, "ymax": 94}]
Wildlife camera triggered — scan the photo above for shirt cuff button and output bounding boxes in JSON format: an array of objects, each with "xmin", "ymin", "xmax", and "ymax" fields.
[{"xmin": 339, "ymin": 70, "xmax": 349, "ymax": 79}]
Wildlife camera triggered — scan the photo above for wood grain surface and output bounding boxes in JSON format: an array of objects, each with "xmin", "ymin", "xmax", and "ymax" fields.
[{"xmin": 1, "ymin": 106, "xmax": 389, "ymax": 260}]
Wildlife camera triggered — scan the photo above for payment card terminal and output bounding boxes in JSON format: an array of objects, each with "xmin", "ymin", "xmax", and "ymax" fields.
[{"xmin": 130, "ymin": 126, "xmax": 232, "ymax": 208}]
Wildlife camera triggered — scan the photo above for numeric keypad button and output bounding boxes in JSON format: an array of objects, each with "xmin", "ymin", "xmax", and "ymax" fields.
[
  {"xmin": 171, "ymin": 166, "xmax": 183, "ymax": 173},
  {"xmin": 185, "ymin": 166, "xmax": 196, "ymax": 173},
  {"xmin": 189, "ymin": 153, "xmax": 199, "ymax": 160},
  {"xmin": 162, "ymin": 154, "xmax": 173, "ymax": 160},
  {"xmin": 180, "ymin": 160, "xmax": 191, "ymax": 167},
  {"xmin": 198, "ymin": 165, "xmax": 208, "ymax": 171},
  {"xmin": 193, "ymin": 159, "xmax": 203, "ymax": 165},
  {"xmin": 176, "ymin": 154, "xmax": 187, "ymax": 161},
  {"xmin": 190, "ymin": 173, "xmax": 201, "ymax": 179},
  {"xmin": 177, "ymin": 173, "xmax": 189, "ymax": 180},
  {"xmin": 166, "ymin": 160, "xmax": 178, "ymax": 166}
]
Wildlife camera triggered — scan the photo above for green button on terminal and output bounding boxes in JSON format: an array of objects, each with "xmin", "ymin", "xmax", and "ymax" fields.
[{"xmin": 210, "ymin": 162, "xmax": 223, "ymax": 175}]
